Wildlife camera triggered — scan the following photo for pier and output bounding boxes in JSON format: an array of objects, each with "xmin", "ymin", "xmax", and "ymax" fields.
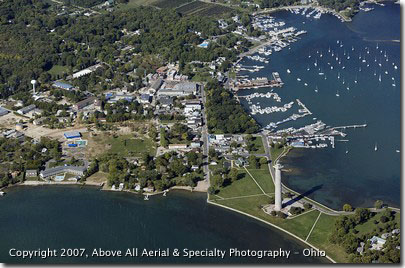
[{"xmin": 332, "ymin": 124, "xmax": 367, "ymax": 130}]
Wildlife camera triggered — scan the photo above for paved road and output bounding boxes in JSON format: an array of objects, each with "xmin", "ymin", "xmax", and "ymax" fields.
[{"xmin": 200, "ymin": 85, "xmax": 210, "ymax": 190}]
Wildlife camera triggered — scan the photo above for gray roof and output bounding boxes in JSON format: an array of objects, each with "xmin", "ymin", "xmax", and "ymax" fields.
[
  {"xmin": 40, "ymin": 165, "xmax": 87, "ymax": 178},
  {"xmin": 158, "ymin": 96, "xmax": 173, "ymax": 106},
  {"xmin": 18, "ymin": 104, "xmax": 36, "ymax": 114},
  {"xmin": 151, "ymin": 79, "xmax": 163, "ymax": 90},
  {"xmin": 0, "ymin": 107, "xmax": 9, "ymax": 116},
  {"xmin": 173, "ymin": 82, "xmax": 198, "ymax": 92},
  {"xmin": 53, "ymin": 81, "xmax": 74, "ymax": 89}
]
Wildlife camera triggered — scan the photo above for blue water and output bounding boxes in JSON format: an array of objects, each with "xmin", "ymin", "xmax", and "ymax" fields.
[
  {"xmin": 238, "ymin": 2, "xmax": 400, "ymax": 209},
  {"xmin": 0, "ymin": 186, "xmax": 328, "ymax": 264}
]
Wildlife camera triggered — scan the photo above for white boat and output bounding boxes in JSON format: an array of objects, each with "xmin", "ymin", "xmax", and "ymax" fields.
[
  {"xmin": 379, "ymin": 74, "xmax": 381, "ymax": 82},
  {"xmin": 336, "ymin": 90, "xmax": 340, "ymax": 97},
  {"xmin": 315, "ymin": 86, "xmax": 318, "ymax": 93},
  {"xmin": 374, "ymin": 143, "xmax": 378, "ymax": 151},
  {"xmin": 396, "ymin": 150, "xmax": 400, "ymax": 153},
  {"xmin": 304, "ymin": 83, "xmax": 308, "ymax": 86},
  {"xmin": 287, "ymin": 69, "xmax": 291, "ymax": 74},
  {"xmin": 0, "ymin": 191, "xmax": 5, "ymax": 196},
  {"xmin": 297, "ymin": 78, "xmax": 301, "ymax": 81},
  {"xmin": 144, "ymin": 195, "xmax": 149, "ymax": 201}
]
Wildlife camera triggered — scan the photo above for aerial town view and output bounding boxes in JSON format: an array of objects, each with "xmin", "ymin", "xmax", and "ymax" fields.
[{"xmin": 0, "ymin": 0, "xmax": 400, "ymax": 265}]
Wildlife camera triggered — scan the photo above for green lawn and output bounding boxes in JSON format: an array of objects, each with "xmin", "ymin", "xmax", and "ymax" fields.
[
  {"xmin": 355, "ymin": 211, "xmax": 401, "ymax": 237},
  {"xmin": 214, "ymin": 170, "xmax": 263, "ymax": 199},
  {"xmin": 249, "ymin": 136, "xmax": 265, "ymax": 154},
  {"xmin": 48, "ymin": 65, "xmax": 69, "ymax": 76},
  {"xmin": 117, "ymin": 0, "xmax": 158, "ymax": 10},
  {"xmin": 246, "ymin": 166, "xmax": 274, "ymax": 193},
  {"xmin": 107, "ymin": 135, "xmax": 156, "ymax": 157},
  {"xmin": 307, "ymin": 213, "xmax": 349, "ymax": 263},
  {"xmin": 270, "ymin": 146, "xmax": 286, "ymax": 163}
]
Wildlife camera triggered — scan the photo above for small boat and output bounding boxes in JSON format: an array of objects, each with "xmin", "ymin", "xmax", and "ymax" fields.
[
  {"xmin": 336, "ymin": 90, "xmax": 340, "ymax": 97},
  {"xmin": 144, "ymin": 194, "xmax": 149, "ymax": 201},
  {"xmin": 0, "ymin": 191, "xmax": 5, "ymax": 196},
  {"xmin": 163, "ymin": 191, "xmax": 167, "ymax": 197},
  {"xmin": 396, "ymin": 150, "xmax": 400, "ymax": 153},
  {"xmin": 394, "ymin": 65, "xmax": 398, "ymax": 70},
  {"xmin": 297, "ymin": 78, "xmax": 301, "ymax": 81},
  {"xmin": 379, "ymin": 74, "xmax": 381, "ymax": 82},
  {"xmin": 374, "ymin": 143, "xmax": 378, "ymax": 151},
  {"xmin": 345, "ymin": 149, "xmax": 349, "ymax": 154},
  {"xmin": 287, "ymin": 69, "xmax": 291, "ymax": 74},
  {"xmin": 385, "ymin": 71, "xmax": 388, "ymax": 75},
  {"xmin": 354, "ymin": 75, "xmax": 358, "ymax": 83},
  {"xmin": 315, "ymin": 86, "xmax": 318, "ymax": 93}
]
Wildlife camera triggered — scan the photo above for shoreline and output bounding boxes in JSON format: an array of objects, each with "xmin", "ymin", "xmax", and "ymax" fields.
[{"xmin": 207, "ymin": 199, "xmax": 336, "ymax": 263}]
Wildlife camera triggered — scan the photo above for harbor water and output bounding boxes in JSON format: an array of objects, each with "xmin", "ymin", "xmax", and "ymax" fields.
[
  {"xmin": 0, "ymin": 186, "xmax": 328, "ymax": 264},
  {"xmin": 237, "ymin": 1, "xmax": 400, "ymax": 209}
]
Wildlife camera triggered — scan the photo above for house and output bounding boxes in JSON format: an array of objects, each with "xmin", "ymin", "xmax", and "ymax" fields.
[
  {"xmin": 191, "ymin": 165, "xmax": 199, "ymax": 171},
  {"xmin": 369, "ymin": 236, "xmax": 386, "ymax": 251},
  {"xmin": 119, "ymin": 182, "xmax": 124, "ymax": 190},
  {"xmin": 17, "ymin": 104, "xmax": 36, "ymax": 115},
  {"xmin": 53, "ymin": 81, "xmax": 74, "ymax": 90},
  {"xmin": 143, "ymin": 186, "xmax": 154, "ymax": 193},
  {"xmin": 190, "ymin": 142, "xmax": 201, "ymax": 148},
  {"xmin": 64, "ymin": 131, "xmax": 81, "ymax": 139},
  {"xmin": 25, "ymin": 170, "xmax": 38, "ymax": 177},
  {"xmin": 157, "ymin": 82, "xmax": 199, "ymax": 97},
  {"xmin": 235, "ymin": 157, "xmax": 247, "ymax": 167},
  {"xmin": 134, "ymin": 184, "xmax": 141, "ymax": 191},
  {"xmin": 151, "ymin": 79, "xmax": 163, "ymax": 91},
  {"xmin": 381, "ymin": 233, "xmax": 392, "ymax": 239}
]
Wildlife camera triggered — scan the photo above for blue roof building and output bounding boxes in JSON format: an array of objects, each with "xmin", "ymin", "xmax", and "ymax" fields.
[{"xmin": 64, "ymin": 131, "xmax": 81, "ymax": 139}]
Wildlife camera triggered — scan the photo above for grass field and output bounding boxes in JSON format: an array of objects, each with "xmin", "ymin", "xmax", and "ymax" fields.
[
  {"xmin": 117, "ymin": 0, "xmax": 158, "ymax": 10},
  {"xmin": 214, "ymin": 170, "xmax": 263, "ymax": 199},
  {"xmin": 84, "ymin": 133, "xmax": 156, "ymax": 158},
  {"xmin": 249, "ymin": 136, "xmax": 265, "ymax": 154},
  {"xmin": 176, "ymin": 0, "xmax": 233, "ymax": 16},
  {"xmin": 246, "ymin": 167, "xmax": 274, "ymax": 193},
  {"xmin": 48, "ymin": 65, "xmax": 70, "ymax": 76},
  {"xmin": 86, "ymin": 171, "xmax": 108, "ymax": 184},
  {"xmin": 153, "ymin": 0, "xmax": 192, "ymax": 8},
  {"xmin": 270, "ymin": 146, "xmax": 287, "ymax": 163}
]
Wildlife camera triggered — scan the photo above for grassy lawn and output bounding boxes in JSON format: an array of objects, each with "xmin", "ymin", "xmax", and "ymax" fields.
[
  {"xmin": 86, "ymin": 171, "xmax": 108, "ymax": 184},
  {"xmin": 107, "ymin": 134, "xmax": 156, "ymax": 157},
  {"xmin": 307, "ymin": 213, "xmax": 348, "ymax": 263},
  {"xmin": 270, "ymin": 146, "xmax": 286, "ymax": 163},
  {"xmin": 84, "ymin": 132, "xmax": 156, "ymax": 158},
  {"xmin": 249, "ymin": 136, "xmax": 265, "ymax": 154},
  {"xmin": 117, "ymin": 0, "xmax": 158, "ymax": 10},
  {"xmin": 48, "ymin": 65, "xmax": 69, "ymax": 76},
  {"xmin": 246, "ymin": 166, "xmax": 274, "ymax": 193},
  {"xmin": 214, "ymin": 170, "xmax": 263, "ymax": 199},
  {"xmin": 355, "ymin": 211, "xmax": 401, "ymax": 237},
  {"xmin": 153, "ymin": 0, "xmax": 192, "ymax": 8},
  {"xmin": 209, "ymin": 160, "xmax": 350, "ymax": 263}
]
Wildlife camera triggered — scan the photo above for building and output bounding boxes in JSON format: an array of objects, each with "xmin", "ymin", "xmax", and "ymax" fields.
[
  {"xmin": 25, "ymin": 170, "xmax": 38, "ymax": 177},
  {"xmin": 72, "ymin": 64, "xmax": 101, "ymax": 79},
  {"xmin": 139, "ymin": 94, "xmax": 152, "ymax": 104},
  {"xmin": 157, "ymin": 82, "xmax": 199, "ymax": 97},
  {"xmin": 168, "ymin": 144, "xmax": 188, "ymax": 150},
  {"xmin": 75, "ymin": 96, "xmax": 97, "ymax": 110},
  {"xmin": 64, "ymin": 131, "xmax": 81, "ymax": 139},
  {"xmin": 17, "ymin": 104, "xmax": 36, "ymax": 115},
  {"xmin": 40, "ymin": 165, "xmax": 87, "ymax": 179},
  {"xmin": 157, "ymin": 96, "xmax": 173, "ymax": 108},
  {"xmin": 151, "ymin": 79, "xmax": 163, "ymax": 91},
  {"xmin": 369, "ymin": 236, "xmax": 386, "ymax": 251},
  {"xmin": 53, "ymin": 81, "xmax": 74, "ymax": 90}
]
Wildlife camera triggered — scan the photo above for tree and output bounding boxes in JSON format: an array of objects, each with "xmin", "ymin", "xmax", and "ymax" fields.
[
  {"xmin": 343, "ymin": 203, "xmax": 353, "ymax": 212},
  {"xmin": 249, "ymin": 155, "xmax": 259, "ymax": 169},
  {"xmin": 229, "ymin": 168, "xmax": 239, "ymax": 182},
  {"xmin": 259, "ymin": 157, "xmax": 267, "ymax": 166}
]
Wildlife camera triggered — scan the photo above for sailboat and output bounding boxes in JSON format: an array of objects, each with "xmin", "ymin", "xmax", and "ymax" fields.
[
  {"xmin": 378, "ymin": 74, "xmax": 381, "ymax": 82},
  {"xmin": 376, "ymin": 43, "xmax": 379, "ymax": 50},
  {"xmin": 315, "ymin": 86, "xmax": 318, "ymax": 93},
  {"xmin": 144, "ymin": 194, "xmax": 149, "ymax": 201},
  {"xmin": 354, "ymin": 75, "xmax": 358, "ymax": 83},
  {"xmin": 314, "ymin": 59, "xmax": 318, "ymax": 67},
  {"xmin": 345, "ymin": 149, "xmax": 349, "ymax": 154},
  {"xmin": 336, "ymin": 90, "xmax": 340, "ymax": 97},
  {"xmin": 307, "ymin": 65, "xmax": 310, "ymax": 71},
  {"xmin": 374, "ymin": 143, "xmax": 378, "ymax": 151},
  {"xmin": 287, "ymin": 69, "xmax": 291, "ymax": 74},
  {"xmin": 337, "ymin": 72, "xmax": 340, "ymax": 79},
  {"xmin": 352, "ymin": 46, "xmax": 354, "ymax": 51},
  {"xmin": 374, "ymin": 70, "xmax": 377, "ymax": 76},
  {"xmin": 346, "ymin": 83, "xmax": 350, "ymax": 91}
]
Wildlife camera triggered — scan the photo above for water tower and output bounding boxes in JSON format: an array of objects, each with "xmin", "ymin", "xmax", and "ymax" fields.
[{"xmin": 31, "ymin": 80, "xmax": 37, "ymax": 94}]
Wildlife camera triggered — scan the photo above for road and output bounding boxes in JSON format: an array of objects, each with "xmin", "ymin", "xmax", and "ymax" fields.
[{"xmin": 197, "ymin": 84, "xmax": 210, "ymax": 192}]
